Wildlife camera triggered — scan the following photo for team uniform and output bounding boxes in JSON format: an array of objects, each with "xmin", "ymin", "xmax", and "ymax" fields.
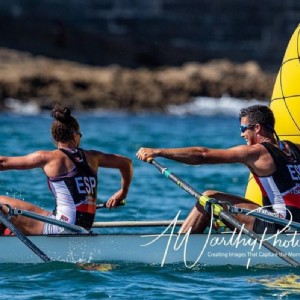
[
  {"xmin": 252, "ymin": 141, "xmax": 300, "ymax": 233},
  {"xmin": 45, "ymin": 148, "xmax": 97, "ymax": 234}
]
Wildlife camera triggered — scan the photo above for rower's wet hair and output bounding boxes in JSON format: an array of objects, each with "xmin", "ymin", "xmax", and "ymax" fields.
[
  {"xmin": 239, "ymin": 105, "xmax": 275, "ymax": 130},
  {"xmin": 51, "ymin": 103, "xmax": 79, "ymax": 142}
]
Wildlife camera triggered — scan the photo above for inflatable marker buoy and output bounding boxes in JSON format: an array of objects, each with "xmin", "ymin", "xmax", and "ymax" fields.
[{"xmin": 245, "ymin": 24, "xmax": 300, "ymax": 204}]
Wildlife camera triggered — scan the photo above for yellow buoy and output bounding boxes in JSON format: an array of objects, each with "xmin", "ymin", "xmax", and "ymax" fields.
[{"xmin": 245, "ymin": 24, "xmax": 300, "ymax": 204}]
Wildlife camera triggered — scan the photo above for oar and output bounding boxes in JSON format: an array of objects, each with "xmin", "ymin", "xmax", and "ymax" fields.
[
  {"xmin": 232, "ymin": 207, "xmax": 300, "ymax": 231},
  {"xmin": 11, "ymin": 208, "xmax": 88, "ymax": 233},
  {"xmin": 96, "ymin": 199, "xmax": 126, "ymax": 209},
  {"xmin": 93, "ymin": 220, "xmax": 184, "ymax": 228},
  {"xmin": 0, "ymin": 209, "xmax": 51, "ymax": 262},
  {"xmin": 148, "ymin": 158, "xmax": 300, "ymax": 267},
  {"xmin": 7, "ymin": 200, "xmax": 126, "ymax": 235}
]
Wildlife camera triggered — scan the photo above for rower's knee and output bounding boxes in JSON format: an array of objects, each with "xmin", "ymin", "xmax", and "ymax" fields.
[
  {"xmin": 192, "ymin": 190, "xmax": 219, "ymax": 211},
  {"xmin": 0, "ymin": 195, "xmax": 16, "ymax": 205},
  {"xmin": 0, "ymin": 196, "xmax": 14, "ymax": 213}
]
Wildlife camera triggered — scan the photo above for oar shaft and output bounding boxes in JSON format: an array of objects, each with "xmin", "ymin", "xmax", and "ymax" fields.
[
  {"xmin": 12, "ymin": 209, "xmax": 88, "ymax": 234},
  {"xmin": 0, "ymin": 210, "xmax": 51, "ymax": 262},
  {"xmin": 236, "ymin": 207, "xmax": 300, "ymax": 230},
  {"xmin": 93, "ymin": 220, "xmax": 184, "ymax": 228},
  {"xmin": 151, "ymin": 159, "xmax": 208, "ymax": 207}
]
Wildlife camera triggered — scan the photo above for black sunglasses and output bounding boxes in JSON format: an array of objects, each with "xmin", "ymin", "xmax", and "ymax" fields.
[{"xmin": 240, "ymin": 124, "xmax": 255, "ymax": 133}]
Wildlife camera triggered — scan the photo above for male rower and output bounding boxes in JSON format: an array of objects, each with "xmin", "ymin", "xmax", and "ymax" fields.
[
  {"xmin": 136, "ymin": 105, "xmax": 300, "ymax": 234},
  {"xmin": 0, "ymin": 103, "xmax": 132, "ymax": 235}
]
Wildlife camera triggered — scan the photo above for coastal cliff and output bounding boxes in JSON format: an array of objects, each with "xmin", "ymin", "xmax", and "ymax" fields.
[{"xmin": 0, "ymin": 48, "xmax": 275, "ymax": 112}]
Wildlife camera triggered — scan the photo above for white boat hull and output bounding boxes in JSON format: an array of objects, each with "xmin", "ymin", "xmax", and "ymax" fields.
[{"xmin": 1, "ymin": 231, "xmax": 300, "ymax": 267}]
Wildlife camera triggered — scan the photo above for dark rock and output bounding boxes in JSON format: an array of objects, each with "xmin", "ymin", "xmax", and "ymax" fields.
[{"xmin": 0, "ymin": 48, "xmax": 275, "ymax": 112}]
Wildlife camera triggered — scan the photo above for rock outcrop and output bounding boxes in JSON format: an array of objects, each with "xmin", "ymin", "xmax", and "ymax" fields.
[{"xmin": 0, "ymin": 48, "xmax": 276, "ymax": 112}]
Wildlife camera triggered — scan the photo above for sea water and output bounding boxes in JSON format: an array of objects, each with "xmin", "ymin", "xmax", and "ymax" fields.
[{"xmin": 0, "ymin": 97, "xmax": 299, "ymax": 299}]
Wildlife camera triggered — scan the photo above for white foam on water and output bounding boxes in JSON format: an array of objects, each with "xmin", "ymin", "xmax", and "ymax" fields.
[
  {"xmin": 4, "ymin": 98, "xmax": 40, "ymax": 115},
  {"xmin": 2, "ymin": 96, "xmax": 269, "ymax": 117},
  {"xmin": 167, "ymin": 95, "xmax": 269, "ymax": 116}
]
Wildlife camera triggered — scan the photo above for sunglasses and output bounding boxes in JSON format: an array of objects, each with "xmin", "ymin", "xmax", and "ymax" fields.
[{"xmin": 240, "ymin": 124, "xmax": 255, "ymax": 133}]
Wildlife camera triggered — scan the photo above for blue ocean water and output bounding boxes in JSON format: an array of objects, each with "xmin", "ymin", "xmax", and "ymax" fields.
[{"xmin": 0, "ymin": 108, "xmax": 300, "ymax": 299}]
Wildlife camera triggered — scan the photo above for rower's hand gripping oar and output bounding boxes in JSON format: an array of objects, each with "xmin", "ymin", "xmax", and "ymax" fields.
[
  {"xmin": 0, "ymin": 206, "xmax": 51, "ymax": 262},
  {"xmin": 96, "ymin": 199, "xmax": 126, "ymax": 209},
  {"xmin": 147, "ymin": 158, "xmax": 300, "ymax": 267}
]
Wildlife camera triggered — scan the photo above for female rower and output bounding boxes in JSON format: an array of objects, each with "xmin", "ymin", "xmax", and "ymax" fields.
[{"xmin": 0, "ymin": 103, "xmax": 132, "ymax": 234}]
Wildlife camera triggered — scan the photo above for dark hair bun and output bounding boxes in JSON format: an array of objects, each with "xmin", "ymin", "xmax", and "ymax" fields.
[{"xmin": 51, "ymin": 103, "xmax": 72, "ymax": 123}]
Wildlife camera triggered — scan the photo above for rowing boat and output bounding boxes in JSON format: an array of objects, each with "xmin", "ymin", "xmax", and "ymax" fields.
[
  {"xmin": 1, "ymin": 224, "xmax": 300, "ymax": 267},
  {"xmin": 2, "ymin": 163, "xmax": 300, "ymax": 267},
  {"xmin": 2, "ymin": 161, "xmax": 300, "ymax": 268},
  {"xmin": 2, "ymin": 155, "xmax": 300, "ymax": 267}
]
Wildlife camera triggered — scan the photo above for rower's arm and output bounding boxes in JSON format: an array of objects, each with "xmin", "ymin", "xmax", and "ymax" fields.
[
  {"xmin": 0, "ymin": 151, "xmax": 49, "ymax": 171},
  {"xmin": 136, "ymin": 145, "xmax": 260, "ymax": 166},
  {"xmin": 100, "ymin": 153, "xmax": 133, "ymax": 195},
  {"xmin": 91, "ymin": 151, "xmax": 133, "ymax": 206}
]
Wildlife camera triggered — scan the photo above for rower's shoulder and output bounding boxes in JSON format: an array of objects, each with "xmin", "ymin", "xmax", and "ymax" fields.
[
  {"xmin": 33, "ymin": 149, "xmax": 73, "ymax": 162},
  {"xmin": 226, "ymin": 144, "xmax": 269, "ymax": 165},
  {"xmin": 27, "ymin": 149, "xmax": 54, "ymax": 159},
  {"xmin": 229, "ymin": 143, "xmax": 266, "ymax": 154},
  {"xmin": 80, "ymin": 149, "xmax": 106, "ymax": 165},
  {"xmin": 82, "ymin": 149, "xmax": 104, "ymax": 157}
]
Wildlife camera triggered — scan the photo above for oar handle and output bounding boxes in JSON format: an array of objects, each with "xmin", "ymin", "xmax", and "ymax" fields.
[{"xmin": 96, "ymin": 199, "xmax": 126, "ymax": 209}]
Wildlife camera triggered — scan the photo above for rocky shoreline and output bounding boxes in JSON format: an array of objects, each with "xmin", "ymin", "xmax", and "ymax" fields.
[{"xmin": 0, "ymin": 48, "xmax": 276, "ymax": 112}]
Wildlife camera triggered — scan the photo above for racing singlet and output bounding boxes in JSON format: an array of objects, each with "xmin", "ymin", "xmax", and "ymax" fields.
[
  {"xmin": 252, "ymin": 141, "xmax": 300, "ymax": 220},
  {"xmin": 47, "ymin": 148, "xmax": 98, "ymax": 230}
]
